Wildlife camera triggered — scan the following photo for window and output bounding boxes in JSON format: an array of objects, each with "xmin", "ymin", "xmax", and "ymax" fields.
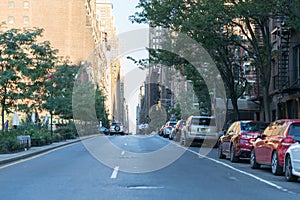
[
  {"xmin": 24, "ymin": 1, "xmax": 29, "ymax": 9},
  {"xmin": 9, "ymin": 1, "xmax": 14, "ymax": 8},
  {"xmin": 292, "ymin": 45, "xmax": 300, "ymax": 83},
  {"xmin": 8, "ymin": 16, "xmax": 14, "ymax": 24},
  {"xmin": 23, "ymin": 16, "xmax": 29, "ymax": 24},
  {"xmin": 289, "ymin": 123, "xmax": 300, "ymax": 141}
]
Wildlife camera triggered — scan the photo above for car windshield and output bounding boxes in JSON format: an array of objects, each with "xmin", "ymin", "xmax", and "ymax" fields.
[
  {"xmin": 111, "ymin": 123, "xmax": 121, "ymax": 126},
  {"xmin": 169, "ymin": 123, "xmax": 177, "ymax": 127},
  {"xmin": 241, "ymin": 122, "xmax": 268, "ymax": 132},
  {"xmin": 191, "ymin": 118, "xmax": 215, "ymax": 126}
]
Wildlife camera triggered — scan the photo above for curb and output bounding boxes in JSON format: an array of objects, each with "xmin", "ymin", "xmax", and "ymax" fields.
[{"xmin": 0, "ymin": 134, "xmax": 98, "ymax": 165}]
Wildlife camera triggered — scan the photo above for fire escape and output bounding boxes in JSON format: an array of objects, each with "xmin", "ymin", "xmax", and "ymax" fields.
[
  {"xmin": 272, "ymin": 16, "xmax": 291, "ymax": 91},
  {"xmin": 278, "ymin": 20, "xmax": 291, "ymax": 90}
]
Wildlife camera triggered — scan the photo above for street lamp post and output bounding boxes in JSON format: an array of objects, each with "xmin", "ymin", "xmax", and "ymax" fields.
[
  {"xmin": 46, "ymin": 73, "xmax": 53, "ymax": 137},
  {"xmin": 50, "ymin": 79, "xmax": 53, "ymax": 137}
]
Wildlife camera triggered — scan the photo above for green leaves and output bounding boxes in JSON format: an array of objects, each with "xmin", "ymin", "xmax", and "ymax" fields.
[{"xmin": 0, "ymin": 28, "xmax": 57, "ymax": 130}]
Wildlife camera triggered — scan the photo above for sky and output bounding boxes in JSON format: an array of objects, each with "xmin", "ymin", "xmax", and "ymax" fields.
[
  {"xmin": 111, "ymin": 0, "xmax": 148, "ymax": 133},
  {"xmin": 111, "ymin": 0, "xmax": 146, "ymax": 34}
]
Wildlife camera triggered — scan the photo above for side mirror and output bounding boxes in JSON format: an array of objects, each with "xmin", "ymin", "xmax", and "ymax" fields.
[{"xmin": 229, "ymin": 131, "xmax": 235, "ymax": 135}]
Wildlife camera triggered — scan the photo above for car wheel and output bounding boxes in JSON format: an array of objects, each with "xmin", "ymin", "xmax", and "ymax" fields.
[
  {"xmin": 180, "ymin": 133, "xmax": 185, "ymax": 145},
  {"xmin": 218, "ymin": 144, "xmax": 226, "ymax": 159},
  {"xmin": 285, "ymin": 155, "xmax": 298, "ymax": 182},
  {"xmin": 230, "ymin": 144, "xmax": 239, "ymax": 162},
  {"xmin": 183, "ymin": 139, "xmax": 191, "ymax": 147},
  {"xmin": 174, "ymin": 132, "xmax": 180, "ymax": 142},
  {"xmin": 271, "ymin": 151, "xmax": 283, "ymax": 175},
  {"xmin": 250, "ymin": 148, "xmax": 260, "ymax": 169},
  {"xmin": 114, "ymin": 126, "xmax": 120, "ymax": 132},
  {"xmin": 180, "ymin": 133, "xmax": 190, "ymax": 147}
]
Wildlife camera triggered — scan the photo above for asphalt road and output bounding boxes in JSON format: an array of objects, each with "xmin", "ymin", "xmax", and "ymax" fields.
[{"xmin": 0, "ymin": 134, "xmax": 299, "ymax": 200}]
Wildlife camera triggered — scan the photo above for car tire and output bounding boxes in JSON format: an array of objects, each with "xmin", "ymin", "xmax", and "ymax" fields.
[
  {"xmin": 271, "ymin": 151, "xmax": 283, "ymax": 175},
  {"xmin": 174, "ymin": 132, "xmax": 180, "ymax": 142},
  {"xmin": 114, "ymin": 126, "xmax": 120, "ymax": 132},
  {"xmin": 180, "ymin": 133, "xmax": 190, "ymax": 147},
  {"xmin": 218, "ymin": 144, "xmax": 226, "ymax": 159},
  {"xmin": 285, "ymin": 155, "xmax": 298, "ymax": 182},
  {"xmin": 250, "ymin": 148, "xmax": 260, "ymax": 169},
  {"xmin": 230, "ymin": 144, "xmax": 239, "ymax": 162}
]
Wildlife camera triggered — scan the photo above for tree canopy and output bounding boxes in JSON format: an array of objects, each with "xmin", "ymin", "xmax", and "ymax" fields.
[
  {"xmin": 0, "ymin": 27, "xmax": 57, "ymax": 130},
  {"xmin": 130, "ymin": 0, "xmax": 299, "ymax": 121}
]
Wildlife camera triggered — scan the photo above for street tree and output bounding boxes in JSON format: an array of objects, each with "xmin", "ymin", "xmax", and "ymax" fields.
[
  {"xmin": 43, "ymin": 63, "xmax": 79, "ymax": 120},
  {"xmin": 130, "ymin": 0, "xmax": 248, "ymax": 120},
  {"xmin": 95, "ymin": 86, "xmax": 109, "ymax": 128},
  {"xmin": 131, "ymin": 0, "xmax": 299, "ymax": 121},
  {"xmin": 0, "ymin": 27, "xmax": 57, "ymax": 131}
]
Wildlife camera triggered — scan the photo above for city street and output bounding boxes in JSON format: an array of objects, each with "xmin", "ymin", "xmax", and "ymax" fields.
[{"xmin": 0, "ymin": 134, "xmax": 299, "ymax": 200}]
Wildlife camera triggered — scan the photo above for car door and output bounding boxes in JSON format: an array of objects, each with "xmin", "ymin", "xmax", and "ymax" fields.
[
  {"xmin": 255, "ymin": 122, "xmax": 275, "ymax": 163},
  {"xmin": 261, "ymin": 121, "xmax": 285, "ymax": 164},
  {"xmin": 290, "ymin": 144, "xmax": 300, "ymax": 172},
  {"xmin": 222, "ymin": 122, "xmax": 238, "ymax": 155}
]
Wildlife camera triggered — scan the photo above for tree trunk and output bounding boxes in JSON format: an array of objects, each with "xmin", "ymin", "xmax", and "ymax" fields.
[
  {"xmin": 262, "ymin": 85, "xmax": 271, "ymax": 122},
  {"xmin": 231, "ymin": 97, "xmax": 240, "ymax": 121},
  {"xmin": 1, "ymin": 102, "xmax": 5, "ymax": 132}
]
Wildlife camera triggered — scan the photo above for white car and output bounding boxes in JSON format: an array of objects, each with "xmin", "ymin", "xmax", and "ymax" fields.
[
  {"xmin": 284, "ymin": 142, "xmax": 300, "ymax": 181},
  {"xmin": 181, "ymin": 116, "xmax": 218, "ymax": 147},
  {"xmin": 109, "ymin": 122, "xmax": 124, "ymax": 135}
]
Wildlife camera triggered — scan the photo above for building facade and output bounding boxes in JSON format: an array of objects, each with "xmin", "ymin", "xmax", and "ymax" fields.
[{"xmin": 0, "ymin": 0, "xmax": 124, "ymax": 123}]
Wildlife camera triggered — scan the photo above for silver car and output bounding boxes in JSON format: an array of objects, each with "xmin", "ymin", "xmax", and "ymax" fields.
[{"xmin": 181, "ymin": 116, "xmax": 218, "ymax": 146}]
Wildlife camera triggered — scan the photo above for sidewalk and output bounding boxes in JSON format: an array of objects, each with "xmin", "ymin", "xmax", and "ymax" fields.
[{"xmin": 0, "ymin": 135, "xmax": 97, "ymax": 165}]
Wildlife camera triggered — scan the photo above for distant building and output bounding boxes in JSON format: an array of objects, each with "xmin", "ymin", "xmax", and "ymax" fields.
[{"xmin": 0, "ymin": 0, "xmax": 124, "ymax": 122}]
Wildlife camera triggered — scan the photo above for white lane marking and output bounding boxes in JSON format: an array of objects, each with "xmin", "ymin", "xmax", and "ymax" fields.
[
  {"xmin": 121, "ymin": 151, "xmax": 125, "ymax": 156},
  {"xmin": 127, "ymin": 186, "xmax": 164, "ymax": 189},
  {"xmin": 175, "ymin": 142, "xmax": 292, "ymax": 193},
  {"xmin": 111, "ymin": 166, "xmax": 119, "ymax": 179}
]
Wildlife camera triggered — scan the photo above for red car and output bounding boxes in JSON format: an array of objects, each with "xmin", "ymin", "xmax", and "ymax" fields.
[
  {"xmin": 218, "ymin": 120, "xmax": 269, "ymax": 162},
  {"xmin": 250, "ymin": 119, "xmax": 300, "ymax": 175}
]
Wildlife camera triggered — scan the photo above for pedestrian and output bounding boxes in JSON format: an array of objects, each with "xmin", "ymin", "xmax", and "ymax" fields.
[{"xmin": 4, "ymin": 120, "xmax": 9, "ymax": 131}]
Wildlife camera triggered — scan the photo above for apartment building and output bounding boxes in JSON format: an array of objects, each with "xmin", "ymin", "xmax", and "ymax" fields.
[
  {"xmin": 269, "ymin": 15, "xmax": 300, "ymax": 120},
  {"xmin": 0, "ymin": 0, "xmax": 124, "ymax": 122}
]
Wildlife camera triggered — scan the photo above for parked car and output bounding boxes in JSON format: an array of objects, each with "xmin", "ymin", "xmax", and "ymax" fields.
[
  {"xmin": 99, "ymin": 126, "xmax": 110, "ymax": 135},
  {"xmin": 180, "ymin": 116, "xmax": 217, "ymax": 147},
  {"xmin": 169, "ymin": 120, "xmax": 186, "ymax": 141},
  {"xmin": 158, "ymin": 125, "xmax": 165, "ymax": 136},
  {"xmin": 162, "ymin": 121, "xmax": 177, "ymax": 138},
  {"xmin": 218, "ymin": 120, "xmax": 269, "ymax": 162},
  {"xmin": 109, "ymin": 122, "xmax": 124, "ymax": 135},
  {"xmin": 284, "ymin": 142, "xmax": 300, "ymax": 182},
  {"xmin": 250, "ymin": 119, "xmax": 300, "ymax": 175}
]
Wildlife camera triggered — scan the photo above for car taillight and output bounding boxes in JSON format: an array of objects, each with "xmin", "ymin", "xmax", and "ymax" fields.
[
  {"xmin": 281, "ymin": 136, "xmax": 295, "ymax": 146},
  {"xmin": 166, "ymin": 126, "xmax": 172, "ymax": 129}
]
